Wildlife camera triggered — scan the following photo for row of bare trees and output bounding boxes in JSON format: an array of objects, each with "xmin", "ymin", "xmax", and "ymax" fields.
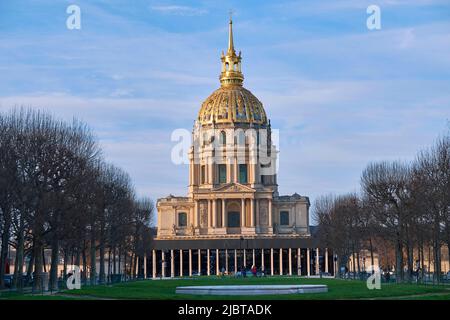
[
  {"xmin": 0, "ymin": 109, "xmax": 155, "ymax": 291},
  {"xmin": 314, "ymin": 131, "xmax": 450, "ymax": 283}
]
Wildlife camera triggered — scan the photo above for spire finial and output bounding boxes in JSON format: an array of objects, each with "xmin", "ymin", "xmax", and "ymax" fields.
[
  {"xmin": 220, "ymin": 14, "xmax": 244, "ymax": 87},
  {"xmin": 228, "ymin": 10, "xmax": 235, "ymax": 54}
]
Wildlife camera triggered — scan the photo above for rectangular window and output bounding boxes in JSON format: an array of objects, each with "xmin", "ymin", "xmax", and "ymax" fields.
[
  {"xmin": 178, "ymin": 212, "xmax": 187, "ymax": 227},
  {"xmin": 228, "ymin": 212, "xmax": 240, "ymax": 228},
  {"xmin": 219, "ymin": 164, "xmax": 227, "ymax": 183},
  {"xmin": 239, "ymin": 164, "xmax": 247, "ymax": 184},
  {"xmin": 201, "ymin": 165, "xmax": 206, "ymax": 184},
  {"xmin": 280, "ymin": 211, "xmax": 289, "ymax": 226}
]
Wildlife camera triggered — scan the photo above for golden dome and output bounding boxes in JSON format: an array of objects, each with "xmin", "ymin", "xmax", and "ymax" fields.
[
  {"xmin": 198, "ymin": 86, "xmax": 267, "ymax": 125},
  {"xmin": 197, "ymin": 17, "xmax": 268, "ymax": 126}
]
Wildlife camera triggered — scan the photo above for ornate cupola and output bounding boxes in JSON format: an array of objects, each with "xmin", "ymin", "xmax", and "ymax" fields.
[
  {"xmin": 220, "ymin": 18, "xmax": 244, "ymax": 87},
  {"xmin": 197, "ymin": 17, "xmax": 267, "ymax": 127}
]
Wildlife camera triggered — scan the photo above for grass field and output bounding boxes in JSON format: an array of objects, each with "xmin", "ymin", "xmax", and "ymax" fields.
[{"xmin": 1, "ymin": 277, "xmax": 450, "ymax": 300}]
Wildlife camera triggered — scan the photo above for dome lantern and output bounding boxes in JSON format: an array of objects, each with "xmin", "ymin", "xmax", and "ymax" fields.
[{"xmin": 220, "ymin": 17, "xmax": 244, "ymax": 87}]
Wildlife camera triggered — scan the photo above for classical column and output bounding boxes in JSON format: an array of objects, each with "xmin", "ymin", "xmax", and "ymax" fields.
[
  {"xmin": 207, "ymin": 249, "xmax": 211, "ymax": 276},
  {"xmin": 152, "ymin": 250, "xmax": 156, "ymax": 279},
  {"xmin": 170, "ymin": 250, "xmax": 174, "ymax": 278},
  {"xmin": 297, "ymin": 248, "xmax": 301, "ymax": 276},
  {"xmin": 222, "ymin": 199, "xmax": 226, "ymax": 228},
  {"xmin": 234, "ymin": 157, "xmax": 238, "ymax": 183},
  {"xmin": 270, "ymin": 248, "xmax": 274, "ymax": 276},
  {"xmin": 162, "ymin": 251, "xmax": 166, "ymax": 278},
  {"xmin": 225, "ymin": 249, "xmax": 229, "ymax": 273},
  {"xmin": 189, "ymin": 249, "xmax": 192, "ymax": 277},
  {"xmin": 261, "ymin": 249, "xmax": 265, "ymax": 272},
  {"xmin": 179, "ymin": 249, "xmax": 183, "ymax": 277},
  {"xmin": 234, "ymin": 249, "xmax": 238, "ymax": 273},
  {"xmin": 268, "ymin": 199, "xmax": 273, "ymax": 228},
  {"xmin": 194, "ymin": 200, "xmax": 199, "ymax": 227},
  {"xmin": 325, "ymin": 248, "xmax": 329, "ymax": 273},
  {"xmin": 144, "ymin": 253, "xmax": 147, "ymax": 279},
  {"xmin": 279, "ymin": 248, "xmax": 283, "ymax": 276},
  {"xmin": 255, "ymin": 199, "xmax": 260, "ymax": 231},
  {"xmin": 212, "ymin": 199, "xmax": 217, "ymax": 228},
  {"xmin": 250, "ymin": 199, "xmax": 255, "ymax": 227},
  {"xmin": 252, "ymin": 249, "xmax": 255, "ymax": 267},
  {"xmin": 198, "ymin": 249, "xmax": 201, "ymax": 275},
  {"xmin": 216, "ymin": 249, "xmax": 220, "ymax": 275},
  {"xmin": 307, "ymin": 248, "xmax": 311, "ymax": 276},
  {"xmin": 243, "ymin": 249, "xmax": 247, "ymax": 267},
  {"xmin": 208, "ymin": 200, "xmax": 212, "ymax": 228},
  {"xmin": 316, "ymin": 248, "xmax": 320, "ymax": 275},
  {"xmin": 288, "ymin": 248, "xmax": 292, "ymax": 276},
  {"xmin": 241, "ymin": 198, "xmax": 246, "ymax": 227}
]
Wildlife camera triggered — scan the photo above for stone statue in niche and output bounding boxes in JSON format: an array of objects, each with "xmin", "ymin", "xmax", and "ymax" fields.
[
  {"xmin": 259, "ymin": 200, "xmax": 268, "ymax": 226},
  {"xmin": 200, "ymin": 201, "xmax": 208, "ymax": 228},
  {"xmin": 172, "ymin": 224, "xmax": 177, "ymax": 235}
]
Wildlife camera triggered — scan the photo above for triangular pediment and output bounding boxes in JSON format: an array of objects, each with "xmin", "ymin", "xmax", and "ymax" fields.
[{"xmin": 212, "ymin": 183, "xmax": 255, "ymax": 193}]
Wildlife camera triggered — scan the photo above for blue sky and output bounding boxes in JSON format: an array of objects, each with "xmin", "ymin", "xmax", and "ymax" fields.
[{"xmin": 1, "ymin": 0, "xmax": 449, "ymax": 217}]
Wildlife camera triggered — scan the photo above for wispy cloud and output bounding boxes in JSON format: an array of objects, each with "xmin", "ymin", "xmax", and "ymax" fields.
[{"xmin": 150, "ymin": 5, "xmax": 207, "ymax": 16}]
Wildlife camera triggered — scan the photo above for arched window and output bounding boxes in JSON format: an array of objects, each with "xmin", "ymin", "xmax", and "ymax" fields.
[
  {"xmin": 220, "ymin": 131, "xmax": 226, "ymax": 145},
  {"xmin": 225, "ymin": 62, "xmax": 229, "ymax": 71},
  {"xmin": 235, "ymin": 130, "xmax": 245, "ymax": 146},
  {"xmin": 178, "ymin": 212, "xmax": 187, "ymax": 227}
]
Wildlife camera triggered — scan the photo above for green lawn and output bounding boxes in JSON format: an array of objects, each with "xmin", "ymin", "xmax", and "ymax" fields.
[{"xmin": 2, "ymin": 277, "xmax": 448, "ymax": 300}]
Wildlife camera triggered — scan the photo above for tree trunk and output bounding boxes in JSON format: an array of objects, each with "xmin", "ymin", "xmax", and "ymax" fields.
[
  {"xmin": 49, "ymin": 236, "xmax": 59, "ymax": 291},
  {"xmin": 395, "ymin": 238, "xmax": 404, "ymax": 283},
  {"xmin": 89, "ymin": 237, "xmax": 96, "ymax": 285},
  {"xmin": 0, "ymin": 210, "xmax": 11, "ymax": 289},
  {"xmin": 82, "ymin": 244, "xmax": 87, "ymax": 284},
  {"xmin": 433, "ymin": 240, "xmax": 441, "ymax": 283},
  {"xmin": 63, "ymin": 249, "xmax": 69, "ymax": 280},
  {"xmin": 99, "ymin": 240, "xmax": 105, "ymax": 284},
  {"xmin": 26, "ymin": 249, "xmax": 34, "ymax": 280},
  {"xmin": 33, "ymin": 236, "xmax": 44, "ymax": 292},
  {"xmin": 12, "ymin": 226, "xmax": 25, "ymax": 289},
  {"xmin": 369, "ymin": 238, "xmax": 375, "ymax": 274}
]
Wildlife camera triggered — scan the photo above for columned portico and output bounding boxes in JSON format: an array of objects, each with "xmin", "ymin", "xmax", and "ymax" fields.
[
  {"xmin": 234, "ymin": 249, "xmax": 237, "ymax": 273},
  {"xmin": 179, "ymin": 249, "xmax": 183, "ymax": 277},
  {"xmin": 207, "ymin": 249, "xmax": 211, "ymax": 276},
  {"xmin": 279, "ymin": 248, "xmax": 283, "ymax": 275},
  {"xmin": 316, "ymin": 248, "xmax": 320, "ymax": 275},
  {"xmin": 261, "ymin": 249, "xmax": 265, "ymax": 271},
  {"xmin": 288, "ymin": 248, "xmax": 292, "ymax": 276},
  {"xmin": 152, "ymin": 249, "xmax": 156, "ymax": 278},
  {"xmin": 307, "ymin": 248, "xmax": 311, "ymax": 276},
  {"xmin": 189, "ymin": 249, "xmax": 192, "ymax": 276},
  {"xmin": 270, "ymin": 248, "xmax": 274, "ymax": 276},
  {"xmin": 216, "ymin": 249, "xmax": 220, "ymax": 275},
  {"xmin": 171, "ymin": 250, "xmax": 175, "ymax": 278}
]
